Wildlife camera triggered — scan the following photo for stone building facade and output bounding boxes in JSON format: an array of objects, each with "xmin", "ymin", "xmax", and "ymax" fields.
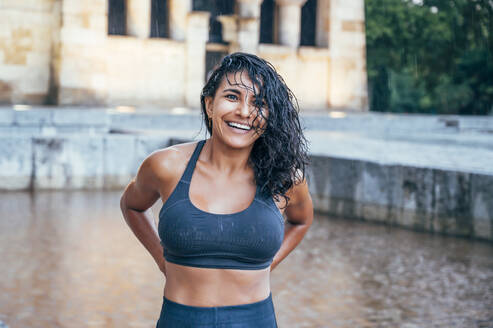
[{"xmin": 0, "ymin": 0, "xmax": 367, "ymax": 110}]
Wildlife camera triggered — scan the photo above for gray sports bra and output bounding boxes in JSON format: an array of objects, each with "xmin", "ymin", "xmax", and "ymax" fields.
[{"xmin": 158, "ymin": 140, "xmax": 285, "ymax": 270}]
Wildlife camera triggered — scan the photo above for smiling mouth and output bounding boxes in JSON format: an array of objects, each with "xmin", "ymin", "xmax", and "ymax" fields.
[{"xmin": 226, "ymin": 121, "xmax": 251, "ymax": 131}]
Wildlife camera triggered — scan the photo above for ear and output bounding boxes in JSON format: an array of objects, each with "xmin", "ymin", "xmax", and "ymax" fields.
[{"xmin": 204, "ymin": 96, "xmax": 213, "ymax": 118}]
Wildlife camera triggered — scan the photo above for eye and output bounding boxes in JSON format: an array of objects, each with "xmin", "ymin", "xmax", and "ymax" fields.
[{"xmin": 225, "ymin": 94, "xmax": 238, "ymax": 100}]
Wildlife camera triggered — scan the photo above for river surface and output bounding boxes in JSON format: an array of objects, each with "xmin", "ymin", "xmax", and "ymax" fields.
[{"xmin": 0, "ymin": 191, "xmax": 492, "ymax": 328}]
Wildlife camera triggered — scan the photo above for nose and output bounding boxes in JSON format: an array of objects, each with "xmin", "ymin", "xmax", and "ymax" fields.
[{"xmin": 237, "ymin": 100, "xmax": 252, "ymax": 118}]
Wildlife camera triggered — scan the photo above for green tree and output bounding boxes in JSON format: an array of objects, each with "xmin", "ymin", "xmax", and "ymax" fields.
[{"xmin": 365, "ymin": 0, "xmax": 493, "ymax": 115}]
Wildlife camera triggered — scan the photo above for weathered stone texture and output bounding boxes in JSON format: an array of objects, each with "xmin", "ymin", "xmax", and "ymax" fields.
[
  {"xmin": 309, "ymin": 156, "xmax": 492, "ymax": 241},
  {"xmin": 185, "ymin": 11, "xmax": 210, "ymax": 108},
  {"xmin": 0, "ymin": 109, "xmax": 14, "ymax": 124},
  {"xmin": 103, "ymin": 134, "xmax": 137, "ymax": 189},
  {"xmin": 0, "ymin": 2, "xmax": 58, "ymax": 104},
  {"xmin": 470, "ymin": 174, "xmax": 493, "ymax": 240},
  {"xmin": 52, "ymin": 108, "xmax": 109, "ymax": 126},
  {"xmin": 401, "ymin": 167, "xmax": 434, "ymax": 230},
  {"xmin": 135, "ymin": 135, "xmax": 170, "ymax": 166},
  {"xmin": 308, "ymin": 156, "xmax": 365, "ymax": 219},
  {"xmin": 328, "ymin": 0, "xmax": 367, "ymax": 110},
  {"xmin": 105, "ymin": 38, "xmax": 186, "ymax": 107},
  {"xmin": 32, "ymin": 136, "xmax": 104, "ymax": 189},
  {"xmin": 0, "ymin": 136, "xmax": 32, "ymax": 190},
  {"xmin": 15, "ymin": 109, "xmax": 52, "ymax": 125}
]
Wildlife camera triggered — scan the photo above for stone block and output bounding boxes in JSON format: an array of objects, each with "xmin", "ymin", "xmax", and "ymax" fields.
[
  {"xmin": 307, "ymin": 155, "xmax": 331, "ymax": 198},
  {"xmin": 361, "ymin": 162, "xmax": 403, "ymax": 224},
  {"xmin": 0, "ymin": 126, "xmax": 42, "ymax": 135},
  {"xmin": 311, "ymin": 194, "xmax": 329, "ymax": 214},
  {"xmin": 0, "ymin": 136, "xmax": 33, "ymax": 190},
  {"xmin": 15, "ymin": 109, "xmax": 52, "ymax": 125},
  {"xmin": 103, "ymin": 134, "xmax": 137, "ymax": 189},
  {"xmin": 325, "ymin": 157, "xmax": 364, "ymax": 219},
  {"xmin": 32, "ymin": 136, "xmax": 104, "ymax": 189},
  {"xmin": 135, "ymin": 135, "xmax": 170, "ymax": 168},
  {"xmin": 0, "ymin": 109, "xmax": 14, "ymax": 125},
  {"xmin": 105, "ymin": 39, "xmax": 186, "ymax": 107},
  {"xmin": 433, "ymin": 169, "xmax": 473, "ymax": 237},
  {"xmin": 327, "ymin": 158, "xmax": 363, "ymax": 200},
  {"xmin": 54, "ymin": 126, "xmax": 108, "ymax": 134},
  {"xmin": 400, "ymin": 166, "xmax": 434, "ymax": 231},
  {"xmin": 327, "ymin": 197, "xmax": 362, "ymax": 220},
  {"xmin": 52, "ymin": 108, "xmax": 109, "ymax": 126},
  {"xmin": 109, "ymin": 113, "xmax": 202, "ymax": 132},
  {"xmin": 470, "ymin": 174, "xmax": 493, "ymax": 240}
]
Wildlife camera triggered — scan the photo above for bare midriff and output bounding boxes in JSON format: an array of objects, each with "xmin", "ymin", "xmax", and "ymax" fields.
[{"xmin": 163, "ymin": 261, "xmax": 271, "ymax": 307}]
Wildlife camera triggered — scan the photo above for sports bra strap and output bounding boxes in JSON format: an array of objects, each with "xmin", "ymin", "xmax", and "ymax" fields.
[{"xmin": 181, "ymin": 140, "xmax": 206, "ymax": 183}]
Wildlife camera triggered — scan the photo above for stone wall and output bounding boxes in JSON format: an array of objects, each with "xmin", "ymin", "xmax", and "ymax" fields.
[
  {"xmin": 308, "ymin": 156, "xmax": 493, "ymax": 241},
  {"xmin": 328, "ymin": 0, "xmax": 367, "ymax": 110},
  {"xmin": 0, "ymin": 1, "xmax": 60, "ymax": 104},
  {"xmin": 258, "ymin": 46, "xmax": 330, "ymax": 109}
]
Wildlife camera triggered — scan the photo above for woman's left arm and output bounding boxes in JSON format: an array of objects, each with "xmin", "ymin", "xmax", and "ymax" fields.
[{"xmin": 270, "ymin": 178, "xmax": 313, "ymax": 271}]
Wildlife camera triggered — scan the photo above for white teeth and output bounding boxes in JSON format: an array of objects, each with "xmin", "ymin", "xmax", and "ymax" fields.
[{"xmin": 227, "ymin": 122, "xmax": 251, "ymax": 130}]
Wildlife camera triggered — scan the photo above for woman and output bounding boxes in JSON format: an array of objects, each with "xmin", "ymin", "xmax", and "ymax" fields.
[{"xmin": 120, "ymin": 53, "xmax": 313, "ymax": 327}]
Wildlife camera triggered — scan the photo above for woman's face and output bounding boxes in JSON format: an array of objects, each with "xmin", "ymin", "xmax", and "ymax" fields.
[{"xmin": 205, "ymin": 70, "xmax": 268, "ymax": 149}]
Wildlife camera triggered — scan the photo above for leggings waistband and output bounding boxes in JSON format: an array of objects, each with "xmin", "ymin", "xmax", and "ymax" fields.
[{"xmin": 161, "ymin": 292, "xmax": 274, "ymax": 324}]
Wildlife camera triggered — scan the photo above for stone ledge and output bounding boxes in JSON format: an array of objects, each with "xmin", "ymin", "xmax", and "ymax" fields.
[
  {"xmin": 308, "ymin": 155, "xmax": 493, "ymax": 242},
  {"xmin": 0, "ymin": 133, "xmax": 491, "ymax": 241}
]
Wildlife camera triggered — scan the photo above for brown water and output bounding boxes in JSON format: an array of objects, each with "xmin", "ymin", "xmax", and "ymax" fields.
[{"xmin": 0, "ymin": 191, "xmax": 492, "ymax": 328}]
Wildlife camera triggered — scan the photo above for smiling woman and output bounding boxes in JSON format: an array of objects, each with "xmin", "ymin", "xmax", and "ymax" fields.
[{"xmin": 120, "ymin": 52, "xmax": 313, "ymax": 327}]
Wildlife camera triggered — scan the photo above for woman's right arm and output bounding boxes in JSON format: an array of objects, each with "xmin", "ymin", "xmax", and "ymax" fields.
[{"xmin": 119, "ymin": 152, "xmax": 168, "ymax": 276}]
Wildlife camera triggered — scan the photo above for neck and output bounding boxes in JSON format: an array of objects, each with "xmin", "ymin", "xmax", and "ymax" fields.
[{"xmin": 203, "ymin": 136, "xmax": 254, "ymax": 176}]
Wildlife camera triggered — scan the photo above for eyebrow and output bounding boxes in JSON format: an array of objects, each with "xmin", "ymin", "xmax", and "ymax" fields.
[{"xmin": 222, "ymin": 88, "xmax": 242, "ymax": 95}]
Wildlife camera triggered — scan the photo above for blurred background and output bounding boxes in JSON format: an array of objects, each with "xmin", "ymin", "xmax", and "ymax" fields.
[{"xmin": 0, "ymin": 0, "xmax": 492, "ymax": 327}]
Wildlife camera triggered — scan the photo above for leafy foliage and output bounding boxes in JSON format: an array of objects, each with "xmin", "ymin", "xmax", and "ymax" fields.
[{"xmin": 365, "ymin": 0, "xmax": 493, "ymax": 114}]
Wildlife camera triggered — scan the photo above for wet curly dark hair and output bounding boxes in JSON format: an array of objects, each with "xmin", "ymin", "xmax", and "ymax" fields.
[{"xmin": 200, "ymin": 52, "xmax": 309, "ymax": 206}]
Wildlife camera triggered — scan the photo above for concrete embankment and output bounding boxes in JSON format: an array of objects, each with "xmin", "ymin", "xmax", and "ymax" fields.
[{"xmin": 1, "ymin": 107, "xmax": 492, "ymax": 241}]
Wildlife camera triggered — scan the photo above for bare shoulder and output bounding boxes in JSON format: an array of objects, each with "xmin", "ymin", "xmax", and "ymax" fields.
[
  {"xmin": 121, "ymin": 141, "xmax": 201, "ymax": 212},
  {"xmin": 144, "ymin": 141, "xmax": 200, "ymax": 182}
]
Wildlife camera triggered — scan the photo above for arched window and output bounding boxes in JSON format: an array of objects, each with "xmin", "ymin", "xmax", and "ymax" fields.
[
  {"xmin": 150, "ymin": 0, "xmax": 169, "ymax": 38},
  {"xmin": 300, "ymin": 0, "xmax": 317, "ymax": 46},
  {"xmin": 108, "ymin": 0, "xmax": 126, "ymax": 35},
  {"xmin": 259, "ymin": 0, "xmax": 275, "ymax": 44}
]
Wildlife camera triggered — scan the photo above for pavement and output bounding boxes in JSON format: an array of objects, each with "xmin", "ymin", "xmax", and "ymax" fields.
[{"xmin": 307, "ymin": 129, "xmax": 493, "ymax": 175}]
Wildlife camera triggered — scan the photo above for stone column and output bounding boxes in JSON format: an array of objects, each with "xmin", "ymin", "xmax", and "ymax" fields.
[
  {"xmin": 328, "ymin": 0, "xmax": 368, "ymax": 110},
  {"xmin": 217, "ymin": 15, "xmax": 237, "ymax": 45},
  {"xmin": 275, "ymin": 0, "xmax": 307, "ymax": 48},
  {"xmin": 238, "ymin": 0, "xmax": 263, "ymax": 17},
  {"xmin": 168, "ymin": 0, "xmax": 192, "ymax": 41},
  {"xmin": 126, "ymin": 0, "xmax": 151, "ymax": 38},
  {"xmin": 185, "ymin": 11, "xmax": 210, "ymax": 108},
  {"xmin": 237, "ymin": 0, "xmax": 263, "ymax": 53}
]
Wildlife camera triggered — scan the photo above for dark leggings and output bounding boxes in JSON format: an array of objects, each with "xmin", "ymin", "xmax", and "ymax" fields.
[{"xmin": 156, "ymin": 293, "xmax": 278, "ymax": 328}]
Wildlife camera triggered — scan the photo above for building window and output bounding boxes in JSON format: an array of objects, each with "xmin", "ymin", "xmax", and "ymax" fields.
[
  {"xmin": 108, "ymin": 0, "xmax": 126, "ymax": 35},
  {"xmin": 259, "ymin": 0, "xmax": 275, "ymax": 44},
  {"xmin": 150, "ymin": 0, "xmax": 169, "ymax": 38},
  {"xmin": 300, "ymin": 0, "xmax": 317, "ymax": 46}
]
